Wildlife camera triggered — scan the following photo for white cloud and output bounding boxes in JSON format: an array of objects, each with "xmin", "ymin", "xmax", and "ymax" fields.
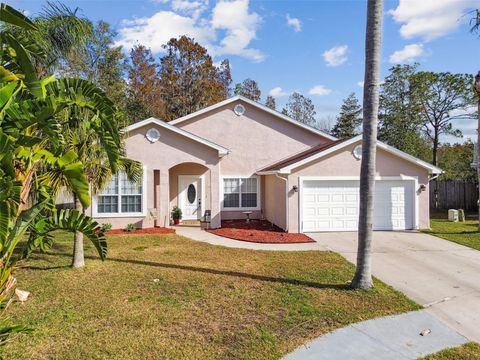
[
  {"xmin": 211, "ymin": 0, "xmax": 264, "ymax": 62},
  {"xmin": 389, "ymin": 0, "xmax": 477, "ymax": 41},
  {"xmin": 357, "ymin": 81, "xmax": 364, "ymax": 88},
  {"xmin": 309, "ymin": 85, "xmax": 332, "ymax": 96},
  {"xmin": 171, "ymin": 0, "xmax": 208, "ymax": 19},
  {"xmin": 116, "ymin": 11, "xmax": 214, "ymax": 54},
  {"xmin": 322, "ymin": 45, "xmax": 348, "ymax": 67},
  {"xmin": 389, "ymin": 43, "xmax": 427, "ymax": 63},
  {"xmin": 116, "ymin": 0, "xmax": 264, "ymax": 62},
  {"xmin": 268, "ymin": 87, "xmax": 288, "ymax": 97},
  {"xmin": 286, "ymin": 14, "xmax": 302, "ymax": 32}
]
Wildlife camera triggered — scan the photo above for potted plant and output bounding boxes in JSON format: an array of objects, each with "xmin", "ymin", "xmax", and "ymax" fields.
[{"xmin": 171, "ymin": 206, "xmax": 182, "ymax": 225}]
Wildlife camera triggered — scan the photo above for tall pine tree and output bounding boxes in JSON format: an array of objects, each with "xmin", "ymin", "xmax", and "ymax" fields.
[
  {"xmin": 331, "ymin": 93, "xmax": 362, "ymax": 139},
  {"xmin": 282, "ymin": 92, "xmax": 316, "ymax": 126},
  {"xmin": 234, "ymin": 78, "xmax": 261, "ymax": 101},
  {"xmin": 265, "ymin": 95, "xmax": 276, "ymax": 110},
  {"xmin": 126, "ymin": 45, "xmax": 165, "ymax": 123}
]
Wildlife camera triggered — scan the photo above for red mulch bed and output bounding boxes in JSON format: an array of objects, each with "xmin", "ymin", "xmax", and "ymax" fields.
[
  {"xmin": 107, "ymin": 227, "xmax": 175, "ymax": 235},
  {"xmin": 207, "ymin": 220, "xmax": 314, "ymax": 244}
]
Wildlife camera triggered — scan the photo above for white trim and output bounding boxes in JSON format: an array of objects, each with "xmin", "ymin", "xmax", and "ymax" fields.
[
  {"xmin": 298, "ymin": 175, "xmax": 419, "ymax": 233},
  {"xmin": 169, "ymin": 95, "xmax": 337, "ymax": 141},
  {"xmin": 92, "ymin": 166, "xmax": 148, "ymax": 218},
  {"xmin": 178, "ymin": 175, "xmax": 205, "ymax": 221},
  {"xmin": 124, "ymin": 117, "xmax": 229, "ymax": 156},
  {"xmin": 274, "ymin": 135, "xmax": 442, "ymax": 174},
  {"xmin": 220, "ymin": 175, "xmax": 261, "ymax": 211}
]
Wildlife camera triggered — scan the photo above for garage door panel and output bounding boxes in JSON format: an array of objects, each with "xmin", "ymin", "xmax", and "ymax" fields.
[{"xmin": 301, "ymin": 180, "xmax": 414, "ymax": 232}]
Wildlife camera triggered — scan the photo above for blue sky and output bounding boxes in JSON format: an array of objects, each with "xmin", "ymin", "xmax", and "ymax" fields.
[{"xmin": 10, "ymin": 0, "xmax": 479, "ymax": 141}]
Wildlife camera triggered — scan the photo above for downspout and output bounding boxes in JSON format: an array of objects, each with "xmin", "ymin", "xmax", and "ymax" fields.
[{"xmin": 275, "ymin": 173, "xmax": 289, "ymax": 232}]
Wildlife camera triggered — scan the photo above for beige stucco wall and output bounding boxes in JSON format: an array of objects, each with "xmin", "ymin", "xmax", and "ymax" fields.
[
  {"xmin": 264, "ymin": 174, "xmax": 287, "ymax": 230},
  {"xmin": 88, "ymin": 123, "xmax": 222, "ymax": 229},
  {"xmin": 286, "ymin": 142, "xmax": 431, "ymax": 233},
  {"xmin": 177, "ymin": 99, "xmax": 330, "ymax": 220}
]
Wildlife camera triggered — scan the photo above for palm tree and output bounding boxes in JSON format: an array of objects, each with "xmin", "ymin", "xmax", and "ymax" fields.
[
  {"xmin": 2, "ymin": 1, "xmax": 93, "ymax": 76},
  {"xmin": 0, "ymin": 3, "xmax": 120, "ymax": 342},
  {"xmin": 60, "ymin": 120, "xmax": 142, "ymax": 268},
  {"xmin": 351, "ymin": 0, "xmax": 384, "ymax": 290},
  {"xmin": 475, "ymin": 72, "xmax": 480, "ymax": 231}
]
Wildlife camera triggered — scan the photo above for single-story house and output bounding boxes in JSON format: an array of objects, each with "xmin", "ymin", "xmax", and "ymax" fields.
[{"xmin": 88, "ymin": 95, "xmax": 442, "ymax": 233}]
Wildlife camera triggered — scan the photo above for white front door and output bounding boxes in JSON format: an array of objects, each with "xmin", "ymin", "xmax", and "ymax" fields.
[{"xmin": 178, "ymin": 176, "xmax": 203, "ymax": 220}]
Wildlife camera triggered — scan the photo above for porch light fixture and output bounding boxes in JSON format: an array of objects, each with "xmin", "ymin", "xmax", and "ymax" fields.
[
  {"xmin": 146, "ymin": 128, "xmax": 160, "ymax": 143},
  {"xmin": 419, "ymin": 184, "xmax": 427, "ymax": 192},
  {"xmin": 352, "ymin": 145, "xmax": 362, "ymax": 160},
  {"xmin": 233, "ymin": 104, "xmax": 246, "ymax": 116},
  {"xmin": 292, "ymin": 185, "xmax": 298, "ymax": 192}
]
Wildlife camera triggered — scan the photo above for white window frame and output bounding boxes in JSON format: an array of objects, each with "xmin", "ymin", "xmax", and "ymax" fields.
[
  {"xmin": 221, "ymin": 175, "xmax": 261, "ymax": 211},
  {"xmin": 92, "ymin": 167, "xmax": 147, "ymax": 218}
]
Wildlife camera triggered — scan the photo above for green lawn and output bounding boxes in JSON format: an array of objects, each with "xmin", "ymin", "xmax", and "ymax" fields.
[
  {"xmin": 422, "ymin": 215, "xmax": 480, "ymax": 251},
  {"xmin": 4, "ymin": 232, "xmax": 419, "ymax": 359},
  {"xmin": 420, "ymin": 342, "xmax": 480, "ymax": 359}
]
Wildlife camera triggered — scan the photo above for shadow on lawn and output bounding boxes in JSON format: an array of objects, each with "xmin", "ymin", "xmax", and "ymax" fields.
[{"xmin": 24, "ymin": 252, "xmax": 350, "ymax": 291}]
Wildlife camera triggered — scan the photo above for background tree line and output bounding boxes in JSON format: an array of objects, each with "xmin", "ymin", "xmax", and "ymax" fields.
[
  {"xmin": 51, "ymin": 11, "xmax": 478, "ymax": 182},
  {"xmin": 331, "ymin": 63, "xmax": 477, "ymax": 180}
]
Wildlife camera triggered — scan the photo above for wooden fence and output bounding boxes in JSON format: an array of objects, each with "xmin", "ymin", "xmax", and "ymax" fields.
[{"xmin": 430, "ymin": 180, "xmax": 478, "ymax": 211}]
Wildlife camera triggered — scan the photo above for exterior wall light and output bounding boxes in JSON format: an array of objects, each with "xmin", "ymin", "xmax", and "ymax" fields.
[{"xmin": 292, "ymin": 185, "xmax": 298, "ymax": 192}]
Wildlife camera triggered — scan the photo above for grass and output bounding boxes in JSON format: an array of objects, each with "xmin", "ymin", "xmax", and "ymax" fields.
[
  {"xmin": 422, "ymin": 212, "xmax": 480, "ymax": 251},
  {"xmin": 4, "ymin": 231, "xmax": 419, "ymax": 359},
  {"xmin": 420, "ymin": 342, "xmax": 480, "ymax": 359}
]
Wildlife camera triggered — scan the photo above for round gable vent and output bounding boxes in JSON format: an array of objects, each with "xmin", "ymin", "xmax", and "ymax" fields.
[
  {"xmin": 353, "ymin": 145, "xmax": 362, "ymax": 160},
  {"xmin": 233, "ymin": 104, "xmax": 246, "ymax": 116},
  {"xmin": 146, "ymin": 128, "xmax": 160, "ymax": 143}
]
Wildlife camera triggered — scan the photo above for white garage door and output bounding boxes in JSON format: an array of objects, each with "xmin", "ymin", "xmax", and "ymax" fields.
[{"xmin": 301, "ymin": 180, "xmax": 415, "ymax": 232}]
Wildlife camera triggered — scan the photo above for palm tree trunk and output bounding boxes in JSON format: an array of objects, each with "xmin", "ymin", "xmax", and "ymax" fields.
[
  {"xmin": 72, "ymin": 193, "xmax": 85, "ymax": 268},
  {"xmin": 352, "ymin": 0, "xmax": 383, "ymax": 290},
  {"xmin": 475, "ymin": 71, "xmax": 480, "ymax": 232}
]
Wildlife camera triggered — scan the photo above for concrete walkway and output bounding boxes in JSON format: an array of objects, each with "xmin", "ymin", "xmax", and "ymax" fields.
[
  {"xmin": 174, "ymin": 226, "xmax": 326, "ymax": 251},
  {"xmin": 310, "ymin": 231, "xmax": 480, "ymax": 342},
  {"xmin": 284, "ymin": 310, "xmax": 467, "ymax": 360}
]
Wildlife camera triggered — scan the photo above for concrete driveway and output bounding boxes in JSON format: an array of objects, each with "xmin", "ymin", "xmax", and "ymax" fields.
[{"xmin": 309, "ymin": 231, "xmax": 480, "ymax": 342}]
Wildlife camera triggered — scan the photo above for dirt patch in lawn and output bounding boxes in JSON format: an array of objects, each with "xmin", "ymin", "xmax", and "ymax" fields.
[
  {"xmin": 207, "ymin": 220, "xmax": 314, "ymax": 244},
  {"xmin": 107, "ymin": 227, "xmax": 175, "ymax": 235}
]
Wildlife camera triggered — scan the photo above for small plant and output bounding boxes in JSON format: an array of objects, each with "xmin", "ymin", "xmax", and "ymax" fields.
[
  {"xmin": 125, "ymin": 223, "xmax": 136, "ymax": 232},
  {"xmin": 171, "ymin": 206, "xmax": 182, "ymax": 225},
  {"xmin": 133, "ymin": 246, "xmax": 147, "ymax": 251},
  {"xmin": 101, "ymin": 223, "xmax": 112, "ymax": 232}
]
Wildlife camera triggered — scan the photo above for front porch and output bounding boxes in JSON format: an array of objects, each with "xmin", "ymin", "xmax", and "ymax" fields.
[{"xmin": 156, "ymin": 161, "xmax": 221, "ymax": 229}]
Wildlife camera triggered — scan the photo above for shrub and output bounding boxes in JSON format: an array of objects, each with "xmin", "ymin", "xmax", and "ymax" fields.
[
  {"xmin": 101, "ymin": 223, "xmax": 113, "ymax": 232},
  {"xmin": 125, "ymin": 224, "xmax": 136, "ymax": 232}
]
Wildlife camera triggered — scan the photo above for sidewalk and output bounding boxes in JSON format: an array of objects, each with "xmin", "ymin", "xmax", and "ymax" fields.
[
  {"xmin": 174, "ymin": 226, "xmax": 327, "ymax": 251},
  {"xmin": 283, "ymin": 310, "xmax": 467, "ymax": 360}
]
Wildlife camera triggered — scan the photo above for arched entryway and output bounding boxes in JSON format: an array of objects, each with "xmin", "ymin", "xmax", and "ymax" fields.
[{"xmin": 168, "ymin": 162, "xmax": 210, "ymax": 224}]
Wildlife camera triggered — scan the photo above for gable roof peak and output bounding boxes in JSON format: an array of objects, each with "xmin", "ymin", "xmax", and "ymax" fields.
[{"xmin": 169, "ymin": 96, "xmax": 337, "ymax": 141}]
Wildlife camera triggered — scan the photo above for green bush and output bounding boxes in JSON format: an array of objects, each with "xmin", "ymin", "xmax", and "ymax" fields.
[
  {"xmin": 125, "ymin": 224, "xmax": 136, "ymax": 232},
  {"xmin": 101, "ymin": 223, "xmax": 113, "ymax": 232}
]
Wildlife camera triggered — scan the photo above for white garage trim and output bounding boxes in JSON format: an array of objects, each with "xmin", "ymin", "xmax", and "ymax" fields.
[
  {"xmin": 298, "ymin": 176, "xmax": 419, "ymax": 233},
  {"xmin": 270, "ymin": 135, "xmax": 442, "ymax": 175}
]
